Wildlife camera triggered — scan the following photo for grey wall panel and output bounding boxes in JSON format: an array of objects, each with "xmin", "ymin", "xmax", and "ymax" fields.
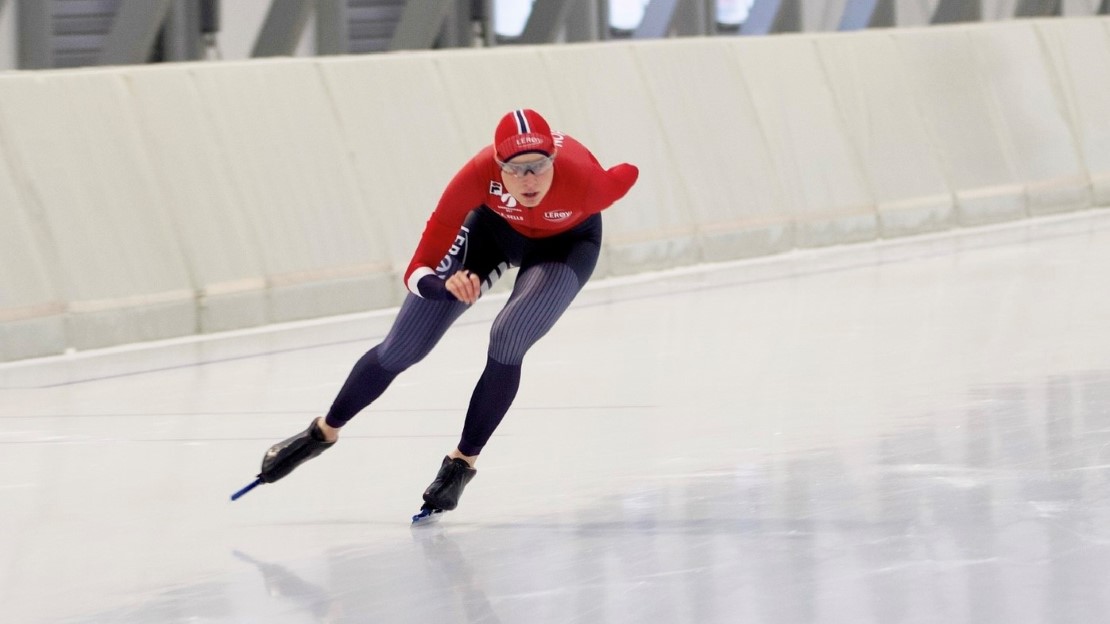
[
  {"xmin": 742, "ymin": 0, "xmax": 802, "ymax": 34},
  {"xmin": 98, "ymin": 0, "xmax": 174, "ymax": 65},
  {"xmin": 252, "ymin": 0, "xmax": 313, "ymax": 57}
]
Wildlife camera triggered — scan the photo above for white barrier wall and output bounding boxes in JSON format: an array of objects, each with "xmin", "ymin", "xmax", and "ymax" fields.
[
  {"xmin": 0, "ymin": 131, "xmax": 66, "ymax": 361},
  {"xmin": 816, "ymin": 31, "xmax": 956, "ymax": 237},
  {"xmin": 634, "ymin": 39, "xmax": 790, "ymax": 262},
  {"xmin": 1037, "ymin": 18, "xmax": 1110, "ymax": 206},
  {"xmin": 185, "ymin": 60, "xmax": 396, "ymax": 323},
  {"xmin": 320, "ymin": 54, "xmax": 474, "ymax": 276},
  {"xmin": 971, "ymin": 23, "xmax": 1091, "ymax": 215},
  {"xmin": 734, "ymin": 34, "xmax": 880, "ymax": 248},
  {"xmin": 125, "ymin": 64, "xmax": 270, "ymax": 333},
  {"xmin": 0, "ymin": 71, "xmax": 196, "ymax": 352},
  {"xmin": 1, "ymin": 18, "xmax": 1108, "ymax": 362},
  {"xmin": 895, "ymin": 28, "xmax": 1030, "ymax": 225}
]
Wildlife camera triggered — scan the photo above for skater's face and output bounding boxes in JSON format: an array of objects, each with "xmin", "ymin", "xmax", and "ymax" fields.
[{"xmin": 497, "ymin": 152, "xmax": 555, "ymax": 207}]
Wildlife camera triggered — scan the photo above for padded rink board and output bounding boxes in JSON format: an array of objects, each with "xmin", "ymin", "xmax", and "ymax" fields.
[
  {"xmin": 727, "ymin": 34, "xmax": 879, "ymax": 248},
  {"xmin": 2, "ymin": 17, "xmax": 1110, "ymax": 362},
  {"xmin": 0, "ymin": 70, "xmax": 196, "ymax": 351},
  {"xmin": 1036, "ymin": 17, "xmax": 1110, "ymax": 207},
  {"xmin": 125, "ymin": 64, "xmax": 271, "ymax": 333},
  {"xmin": 816, "ymin": 30, "xmax": 957, "ymax": 237},
  {"xmin": 0, "ymin": 121, "xmax": 66, "ymax": 360},
  {"xmin": 186, "ymin": 60, "xmax": 396, "ymax": 323},
  {"xmin": 894, "ymin": 27, "xmax": 1030, "ymax": 226},
  {"xmin": 633, "ymin": 38, "xmax": 794, "ymax": 262}
]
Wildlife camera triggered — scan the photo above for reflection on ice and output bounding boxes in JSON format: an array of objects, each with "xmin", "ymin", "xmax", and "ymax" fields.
[{"xmin": 53, "ymin": 372, "xmax": 1110, "ymax": 624}]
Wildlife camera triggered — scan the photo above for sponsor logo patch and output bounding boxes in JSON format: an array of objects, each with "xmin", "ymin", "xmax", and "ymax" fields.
[
  {"xmin": 489, "ymin": 180, "xmax": 518, "ymax": 209},
  {"xmin": 543, "ymin": 210, "xmax": 573, "ymax": 222},
  {"xmin": 514, "ymin": 136, "xmax": 544, "ymax": 147},
  {"xmin": 435, "ymin": 227, "xmax": 469, "ymax": 275}
]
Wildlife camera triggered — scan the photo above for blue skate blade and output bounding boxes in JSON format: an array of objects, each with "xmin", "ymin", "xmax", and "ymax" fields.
[
  {"xmin": 411, "ymin": 507, "xmax": 444, "ymax": 526},
  {"xmin": 230, "ymin": 478, "xmax": 262, "ymax": 501}
]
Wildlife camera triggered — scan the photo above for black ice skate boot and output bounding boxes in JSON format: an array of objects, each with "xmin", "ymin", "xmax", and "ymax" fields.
[
  {"xmin": 258, "ymin": 419, "xmax": 335, "ymax": 484},
  {"xmin": 422, "ymin": 456, "xmax": 477, "ymax": 511}
]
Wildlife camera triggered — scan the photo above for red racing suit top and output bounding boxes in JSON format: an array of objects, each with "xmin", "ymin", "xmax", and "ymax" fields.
[{"xmin": 404, "ymin": 132, "xmax": 639, "ymax": 296}]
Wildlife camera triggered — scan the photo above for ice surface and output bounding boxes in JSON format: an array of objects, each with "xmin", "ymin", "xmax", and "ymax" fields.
[{"xmin": 3, "ymin": 210, "xmax": 1110, "ymax": 623}]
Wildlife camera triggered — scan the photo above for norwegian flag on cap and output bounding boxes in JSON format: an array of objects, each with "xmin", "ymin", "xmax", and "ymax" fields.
[{"xmin": 494, "ymin": 109, "xmax": 556, "ymax": 161}]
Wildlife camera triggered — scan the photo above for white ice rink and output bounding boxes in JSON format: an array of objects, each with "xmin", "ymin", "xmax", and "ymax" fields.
[{"xmin": 3, "ymin": 209, "xmax": 1110, "ymax": 623}]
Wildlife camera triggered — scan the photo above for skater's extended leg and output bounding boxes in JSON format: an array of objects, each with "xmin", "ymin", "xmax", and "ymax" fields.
[
  {"xmin": 323, "ymin": 294, "xmax": 468, "ymax": 431},
  {"xmin": 417, "ymin": 262, "xmax": 586, "ymax": 514},
  {"xmin": 457, "ymin": 261, "xmax": 587, "ymax": 458},
  {"xmin": 256, "ymin": 295, "xmax": 465, "ymax": 486}
]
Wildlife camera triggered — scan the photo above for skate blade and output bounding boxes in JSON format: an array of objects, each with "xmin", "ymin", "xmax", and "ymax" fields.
[
  {"xmin": 230, "ymin": 477, "xmax": 263, "ymax": 501},
  {"xmin": 411, "ymin": 507, "xmax": 445, "ymax": 526}
]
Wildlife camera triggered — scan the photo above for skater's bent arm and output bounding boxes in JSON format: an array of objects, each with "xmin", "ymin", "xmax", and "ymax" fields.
[
  {"xmin": 404, "ymin": 157, "xmax": 488, "ymax": 300},
  {"xmin": 445, "ymin": 270, "xmax": 481, "ymax": 304}
]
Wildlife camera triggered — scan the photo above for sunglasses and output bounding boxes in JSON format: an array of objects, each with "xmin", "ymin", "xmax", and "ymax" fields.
[{"xmin": 496, "ymin": 153, "xmax": 556, "ymax": 177}]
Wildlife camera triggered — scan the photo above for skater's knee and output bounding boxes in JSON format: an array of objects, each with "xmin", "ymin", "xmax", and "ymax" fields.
[
  {"xmin": 376, "ymin": 342, "xmax": 433, "ymax": 372},
  {"xmin": 486, "ymin": 334, "xmax": 529, "ymax": 366}
]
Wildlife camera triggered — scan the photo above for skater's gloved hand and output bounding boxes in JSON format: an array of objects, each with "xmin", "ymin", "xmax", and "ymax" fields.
[
  {"xmin": 445, "ymin": 269, "xmax": 482, "ymax": 304},
  {"xmin": 416, "ymin": 274, "xmax": 457, "ymax": 301},
  {"xmin": 415, "ymin": 270, "xmax": 481, "ymax": 303}
]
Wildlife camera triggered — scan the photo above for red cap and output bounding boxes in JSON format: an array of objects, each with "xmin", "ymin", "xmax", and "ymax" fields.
[{"xmin": 494, "ymin": 109, "xmax": 555, "ymax": 161}]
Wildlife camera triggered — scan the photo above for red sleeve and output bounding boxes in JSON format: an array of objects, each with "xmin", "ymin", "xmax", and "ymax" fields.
[
  {"xmin": 592, "ymin": 163, "xmax": 639, "ymax": 207},
  {"xmin": 563, "ymin": 135, "xmax": 638, "ymax": 211},
  {"xmin": 403, "ymin": 154, "xmax": 488, "ymax": 294}
]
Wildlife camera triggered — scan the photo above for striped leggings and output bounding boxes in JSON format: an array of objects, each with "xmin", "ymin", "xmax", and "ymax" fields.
[{"xmin": 324, "ymin": 208, "xmax": 601, "ymax": 456}]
